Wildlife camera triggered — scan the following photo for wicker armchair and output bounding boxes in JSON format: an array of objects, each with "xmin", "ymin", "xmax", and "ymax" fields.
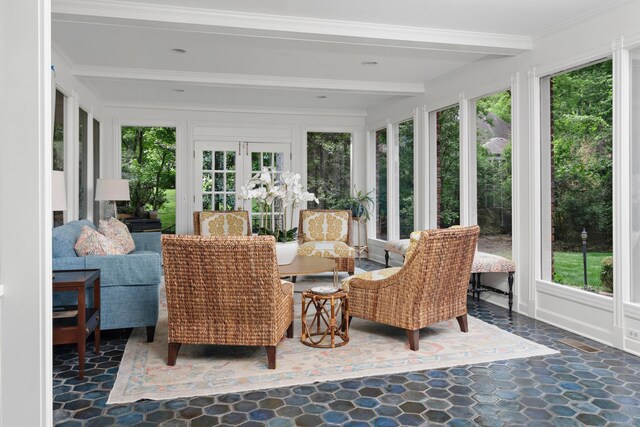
[
  {"xmin": 193, "ymin": 210, "xmax": 251, "ymax": 236},
  {"xmin": 297, "ymin": 209, "xmax": 355, "ymax": 275},
  {"xmin": 161, "ymin": 235, "xmax": 294, "ymax": 369},
  {"xmin": 343, "ymin": 226, "xmax": 480, "ymax": 351}
]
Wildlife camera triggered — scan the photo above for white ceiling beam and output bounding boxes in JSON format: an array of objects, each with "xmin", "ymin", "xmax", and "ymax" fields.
[
  {"xmin": 72, "ymin": 66, "xmax": 425, "ymax": 95},
  {"xmin": 52, "ymin": 0, "xmax": 532, "ymax": 55}
]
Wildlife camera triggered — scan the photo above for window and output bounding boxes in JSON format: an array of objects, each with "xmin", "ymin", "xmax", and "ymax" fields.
[
  {"xmin": 542, "ymin": 59, "xmax": 613, "ymax": 293},
  {"xmin": 306, "ymin": 132, "xmax": 351, "ymax": 209},
  {"xmin": 398, "ymin": 119, "xmax": 414, "ymax": 238},
  {"xmin": 78, "ymin": 108, "xmax": 88, "ymax": 220},
  {"xmin": 375, "ymin": 128, "xmax": 388, "ymax": 240},
  {"xmin": 53, "ymin": 90, "xmax": 65, "ymax": 227},
  {"xmin": 121, "ymin": 127, "xmax": 176, "ymax": 233},
  {"xmin": 437, "ymin": 105, "xmax": 460, "ymax": 228},
  {"xmin": 476, "ymin": 91, "xmax": 512, "ymax": 258}
]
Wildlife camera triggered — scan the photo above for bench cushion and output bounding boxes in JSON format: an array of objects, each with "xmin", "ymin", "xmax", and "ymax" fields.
[{"xmin": 472, "ymin": 252, "xmax": 515, "ymax": 273}]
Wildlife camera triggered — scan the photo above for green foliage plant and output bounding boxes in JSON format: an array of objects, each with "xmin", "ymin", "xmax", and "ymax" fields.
[{"xmin": 600, "ymin": 256, "xmax": 613, "ymax": 293}]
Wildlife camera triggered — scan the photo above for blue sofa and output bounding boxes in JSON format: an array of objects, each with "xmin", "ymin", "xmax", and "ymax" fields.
[{"xmin": 52, "ymin": 219, "xmax": 162, "ymax": 341}]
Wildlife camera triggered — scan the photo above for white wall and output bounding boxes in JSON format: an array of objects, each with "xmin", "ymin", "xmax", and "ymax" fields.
[
  {"xmin": 101, "ymin": 105, "xmax": 366, "ymax": 234},
  {"xmin": 365, "ymin": 0, "xmax": 640, "ymax": 354},
  {"xmin": 0, "ymin": 0, "xmax": 52, "ymax": 426}
]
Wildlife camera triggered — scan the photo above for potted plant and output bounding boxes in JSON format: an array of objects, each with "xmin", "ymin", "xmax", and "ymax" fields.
[
  {"xmin": 347, "ymin": 187, "xmax": 374, "ymax": 221},
  {"xmin": 240, "ymin": 167, "xmax": 318, "ymax": 265}
]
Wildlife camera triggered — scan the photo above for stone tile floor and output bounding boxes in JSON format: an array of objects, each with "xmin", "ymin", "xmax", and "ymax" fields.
[{"xmin": 54, "ymin": 260, "xmax": 640, "ymax": 426}]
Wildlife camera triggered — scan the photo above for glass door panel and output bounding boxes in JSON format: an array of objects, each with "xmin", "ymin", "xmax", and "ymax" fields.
[{"xmin": 194, "ymin": 141, "xmax": 239, "ymax": 211}]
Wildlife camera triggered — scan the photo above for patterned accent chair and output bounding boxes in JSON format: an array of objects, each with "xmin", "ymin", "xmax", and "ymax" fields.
[
  {"xmin": 297, "ymin": 209, "xmax": 355, "ymax": 275},
  {"xmin": 193, "ymin": 210, "xmax": 251, "ymax": 237},
  {"xmin": 161, "ymin": 235, "xmax": 294, "ymax": 369},
  {"xmin": 343, "ymin": 226, "xmax": 480, "ymax": 351}
]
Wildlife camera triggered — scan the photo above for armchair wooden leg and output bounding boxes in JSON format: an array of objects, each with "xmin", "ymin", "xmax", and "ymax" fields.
[
  {"xmin": 456, "ymin": 314, "xmax": 469, "ymax": 332},
  {"xmin": 286, "ymin": 321, "xmax": 294, "ymax": 338},
  {"xmin": 146, "ymin": 326, "xmax": 156, "ymax": 343},
  {"xmin": 168, "ymin": 342, "xmax": 181, "ymax": 366},
  {"xmin": 406, "ymin": 329, "xmax": 419, "ymax": 351},
  {"xmin": 266, "ymin": 346, "xmax": 276, "ymax": 369}
]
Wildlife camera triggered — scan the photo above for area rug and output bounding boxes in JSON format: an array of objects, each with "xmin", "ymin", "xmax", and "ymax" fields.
[{"xmin": 108, "ymin": 272, "xmax": 557, "ymax": 404}]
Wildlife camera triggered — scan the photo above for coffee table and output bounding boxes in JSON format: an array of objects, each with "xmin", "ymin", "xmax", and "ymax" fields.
[{"xmin": 278, "ymin": 256, "xmax": 338, "ymax": 287}]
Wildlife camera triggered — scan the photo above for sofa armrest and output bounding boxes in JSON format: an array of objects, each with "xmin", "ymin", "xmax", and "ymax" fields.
[
  {"xmin": 132, "ymin": 232, "xmax": 162, "ymax": 255},
  {"xmin": 85, "ymin": 252, "xmax": 162, "ymax": 287},
  {"xmin": 53, "ymin": 257, "xmax": 86, "ymax": 271}
]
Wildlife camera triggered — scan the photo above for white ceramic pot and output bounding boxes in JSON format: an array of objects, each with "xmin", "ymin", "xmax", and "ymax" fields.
[{"xmin": 276, "ymin": 241, "xmax": 299, "ymax": 265}]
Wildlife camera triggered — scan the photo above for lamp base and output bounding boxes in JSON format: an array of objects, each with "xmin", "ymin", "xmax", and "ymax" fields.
[{"xmin": 102, "ymin": 201, "xmax": 118, "ymax": 220}]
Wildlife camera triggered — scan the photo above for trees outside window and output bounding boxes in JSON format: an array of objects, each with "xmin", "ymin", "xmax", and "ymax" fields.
[
  {"xmin": 476, "ymin": 91, "xmax": 512, "ymax": 258},
  {"xmin": 398, "ymin": 120, "xmax": 414, "ymax": 238},
  {"xmin": 306, "ymin": 132, "xmax": 351, "ymax": 209},
  {"xmin": 546, "ymin": 59, "xmax": 613, "ymax": 292},
  {"xmin": 375, "ymin": 128, "xmax": 388, "ymax": 240},
  {"xmin": 121, "ymin": 126, "xmax": 176, "ymax": 233},
  {"xmin": 53, "ymin": 90, "xmax": 65, "ymax": 227},
  {"xmin": 437, "ymin": 106, "xmax": 460, "ymax": 228},
  {"xmin": 78, "ymin": 109, "xmax": 88, "ymax": 220}
]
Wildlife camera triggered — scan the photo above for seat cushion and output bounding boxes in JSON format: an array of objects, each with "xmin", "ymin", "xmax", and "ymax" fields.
[
  {"xmin": 472, "ymin": 252, "xmax": 516, "ymax": 273},
  {"xmin": 342, "ymin": 267, "xmax": 402, "ymax": 291},
  {"xmin": 298, "ymin": 241, "xmax": 355, "ymax": 258},
  {"xmin": 300, "ymin": 211, "xmax": 350, "ymax": 243},
  {"xmin": 384, "ymin": 239, "xmax": 411, "ymax": 255},
  {"xmin": 199, "ymin": 211, "xmax": 249, "ymax": 236}
]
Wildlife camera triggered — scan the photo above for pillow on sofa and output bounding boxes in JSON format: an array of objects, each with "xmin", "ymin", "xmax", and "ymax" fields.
[
  {"xmin": 75, "ymin": 225, "xmax": 126, "ymax": 256},
  {"xmin": 99, "ymin": 218, "xmax": 135, "ymax": 254}
]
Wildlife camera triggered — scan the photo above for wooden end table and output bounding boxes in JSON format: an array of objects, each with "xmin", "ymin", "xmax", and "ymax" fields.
[
  {"xmin": 301, "ymin": 290, "xmax": 349, "ymax": 348},
  {"xmin": 53, "ymin": 269, "xmax": 101, "ymax": 380},
  {"xmin": 278, "ymin": 256, "xmax": 338, "ymax": 287}
]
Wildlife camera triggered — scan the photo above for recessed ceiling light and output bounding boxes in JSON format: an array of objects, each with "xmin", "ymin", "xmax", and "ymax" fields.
[
  {"xmin": 172, "ymin": 89, "xmax": 184, "ymax": 93},
  {"xmin": 316, "ymin": 95, "xmax": 327, "ymax": 99},
  {"xmin": 361, "ymin": 61, "xmax": 378, "ymax": 66},
  {"xmin": 171, "ymin": 48, "xmax": 187, "ymax": 54}
]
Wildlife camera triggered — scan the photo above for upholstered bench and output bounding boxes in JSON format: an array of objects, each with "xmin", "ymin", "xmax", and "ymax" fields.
[
  {"xmin": 470, "ymin": 252, "xmax": 516, "ymax": 313},
  {"xmin": 383, "ymin": 231, "xmax": 421, "ymax": 267}
]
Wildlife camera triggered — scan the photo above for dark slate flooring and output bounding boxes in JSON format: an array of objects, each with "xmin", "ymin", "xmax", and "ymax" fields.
[{"xmin": 53, "ymin": 259, "xmax": 640, "ymax": 426}]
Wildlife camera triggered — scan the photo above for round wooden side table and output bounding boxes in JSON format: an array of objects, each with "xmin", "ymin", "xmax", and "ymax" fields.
[{"xmin": 300, "ymin": 289, "xmax": 349, "ymax": 348}]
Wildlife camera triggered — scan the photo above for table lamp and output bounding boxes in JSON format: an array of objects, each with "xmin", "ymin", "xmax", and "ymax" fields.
[{"xmin": 95, "ymin": 178, "xmax": 130, "ymax": 219}]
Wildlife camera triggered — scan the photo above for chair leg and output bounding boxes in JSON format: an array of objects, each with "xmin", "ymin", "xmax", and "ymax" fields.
[
  {"xmin": 348, "ymin": 269, "xmax": 354, "ymax": 275},
  {"xmin": 406, "ymin": 329, "xmax": 419, "ymax": 351},
  {"xmin": 266, "ymin": 346, "xmax": 276, "ymax": 369},
  {"xmin": 291, "ymin": 276, "xmax": 297, "ymax": 283},
  {"xmin": 385, "ymin": 251, "xmax": 389, "ymax": 268},
  {"xmin": 456, "ymin": 314, "xmax": 469, "ymax": 332},
  {"xmin": 286, "ymin": 321, "xmax": 294, "ymax": 338},
  {"xmin": 168, "ymin": 342, "xmax": 181, "ymax": 366},
  {"xmin": 146, "ymin": 326, "xmax": 156, "ymax": 343}
]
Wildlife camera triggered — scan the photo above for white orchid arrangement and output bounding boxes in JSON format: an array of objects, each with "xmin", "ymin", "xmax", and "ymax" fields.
[{"xmin": 240, "ymin": 167, "xmax": 318, "ymax": 242}]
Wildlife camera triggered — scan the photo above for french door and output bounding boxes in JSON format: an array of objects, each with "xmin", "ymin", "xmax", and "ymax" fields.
[{"xmin": 194, "ymin": 141, "xmax": 291, "ymax": 229}]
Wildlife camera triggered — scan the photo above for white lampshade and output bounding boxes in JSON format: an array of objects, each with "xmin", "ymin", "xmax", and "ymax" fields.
[
  {"xmin": 95, "ymin": 179, "xmax": 130, "ymax": 201},
  {"xmin": 52, "ymin": 170, "xmax": 67, "ymax": 211}
]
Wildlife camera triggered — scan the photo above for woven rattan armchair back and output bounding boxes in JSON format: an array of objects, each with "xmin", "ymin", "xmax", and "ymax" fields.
[
  {"xmin": 193, "ymin": 210, "xmax": 251, "ymax": 236},
  {"xmin": 346, "ymin": 225, "xmax": 480, "ymax": 351},
  {"xmin": 161, "ymin": 235, "xmax": 294, "ymax": 369}
]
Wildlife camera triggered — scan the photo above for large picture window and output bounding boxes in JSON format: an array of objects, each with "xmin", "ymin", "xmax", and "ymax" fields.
[
  {"xmin": 476, "ymin": 91, "xmax": 512, "ymax": 258},
  {"xmin": 542, "ymin": 59, "xmax": 613, "ymax": 293},
  {"xmin": 53, "ymin": 90, "xmax": 65, "ymax": 227},
  {"xmin": 375, "ymin": 128, "xmax": 388, "ymax": 240},
  {"xmin": 306, "ymin": 132, "xmax": 351, "ymax": 209},
  {"xmin": 437, "ymin": 105, "xmax": 460, "ymax": 228},
  {"xmin": 78, "ymin": 108, "xmax": 88, "ymax": 220}
]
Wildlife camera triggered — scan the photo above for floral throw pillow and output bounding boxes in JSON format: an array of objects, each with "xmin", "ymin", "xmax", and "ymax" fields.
[
  {"xmin": 74, "ymin": 225, "xmax": 127, "ymax": 256},
  {"xmin": 99, "ymin": 218, "xmax": 135, "ymax": 254}
]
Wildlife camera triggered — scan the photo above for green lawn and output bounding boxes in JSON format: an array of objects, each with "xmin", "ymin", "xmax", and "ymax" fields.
[
  {"xmin": 158, "ymin": 188, "xmax": 176, "ymax": 233},
  {"xmin": 553, "ymin": 251, "xmax": 611, "ymax": 289}
]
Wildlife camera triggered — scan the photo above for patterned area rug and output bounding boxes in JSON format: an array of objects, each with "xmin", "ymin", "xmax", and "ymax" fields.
[{"xmin": 108, "ymin": 272, "xmax": 556, "ymax": 404}]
